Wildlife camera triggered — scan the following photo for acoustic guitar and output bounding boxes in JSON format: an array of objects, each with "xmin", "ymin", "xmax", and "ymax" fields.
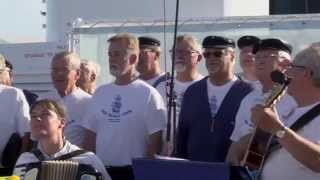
[{"xmin": 241, "ymin": 70, "xmax": 290, "ymax": 179}]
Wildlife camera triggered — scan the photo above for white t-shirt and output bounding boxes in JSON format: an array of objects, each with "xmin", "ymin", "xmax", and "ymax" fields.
[
  {"xmin": 261, "ymin": 102, "xmax": 320, "ymax": 180},
  {"xmin": 173, "ymin": 74, "xmax": 204, "ymax": 120},
  {"xmin": 237, "ymin": 72, "xmax": 262, "ymax": 90},
  {"xmin": 13, "ymin": 140, "xmax": 111, "ymax": 180},
  {"xmin": 207, "ymin": 76, "xmax": 237, "ymax": 119},
  {"xmin": 159, "ymin": 74, "xmax": 203, "ymax": 155},
  {"xmin": 83, "ymin": 79, "xmax": 166, "ymax": 166},
  {"xmin": 0, "ymin": 85, "xmax": 30, "ymax": 163},
  {"xmin": 230, "ymin": 89, "xmax": 297, "ymax": 141},
  {"xmin": 39, "ymin": 88, "xmax": 91, "ymax": 146},
  {"xmin": 144, "ymin": 72, "xmax": 166, "ymax": 86}
]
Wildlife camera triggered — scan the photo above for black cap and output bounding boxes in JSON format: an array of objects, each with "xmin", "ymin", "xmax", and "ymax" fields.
[
  {"xmin": 252, "ymin": 38, "xmax": 292, "ymax": 54},
  {"xmin": 138, "ymin": 36, "xmax": 160, "ymax": 47},
  {"xmin": 202, "ymin": 36, "xmax": 235, "ymax": 49},
  {"xmin": 237, "ymin": 35, "xmax": 260, "ymax": 49}
]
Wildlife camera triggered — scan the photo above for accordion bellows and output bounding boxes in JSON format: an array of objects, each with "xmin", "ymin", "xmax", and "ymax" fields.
[
  {"xmin": 41, "ymin": 160, "xmax": 79, "ymax": 180},
  {"xmin": 25, "ymin": 160, "xmax": 79, "ymax": 180}
]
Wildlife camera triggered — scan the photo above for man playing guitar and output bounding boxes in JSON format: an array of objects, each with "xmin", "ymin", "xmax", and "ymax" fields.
[{"xmin": 229, "ymin": 42, "xmax": 320, "ymax": 180}]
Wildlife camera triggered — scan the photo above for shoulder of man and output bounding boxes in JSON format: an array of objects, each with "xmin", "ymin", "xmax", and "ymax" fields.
[{"xmin": 184, "ymin": 76, "xmax": 208, "ymax": 94}]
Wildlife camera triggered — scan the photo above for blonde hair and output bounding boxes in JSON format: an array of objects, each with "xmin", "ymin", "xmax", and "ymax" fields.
[
  {"xmin": 81, "ymin": 60, "xmax": 101, "ymax": 77},
  {"xmin": 108, "ymin": 33, "xmax": 139, "ymax": 54},
  {"xmin": 176, "ymin": 34, "xmax": 202, "ymax": 53},
  {"xmin": 52, "ymin": 51, "xmax": 81, "ymax": 70}
]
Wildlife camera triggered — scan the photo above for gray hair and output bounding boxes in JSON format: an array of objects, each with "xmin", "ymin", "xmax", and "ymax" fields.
[
  {"xmin": 52, "ymin": 51, "xmax": 81, "ymax": 70},
  {"xmin": 294, "ymin": 42, "xmax": 320, "ymax": 87},
  {"xmin": 176, "ymin": 34, "xmax": 202, "ymax": 53}
]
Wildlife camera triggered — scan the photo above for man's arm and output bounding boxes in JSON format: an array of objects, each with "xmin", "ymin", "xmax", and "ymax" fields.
[
  {"xmin": 83, "ymin": 129, "xmax": 96, "ymax": 153},
  {"xmin": 146, "ymin": 130, "xmax": 162, "ymax": 158},
  {"xmin": 251, "ymin": 105, "xmax": 320, "ymax": 172},
  {"xmin": 226, "ymin": 134, "xmax": 251, "ymax": 165},
  {"xmin": 278, "ymin": 128, "xmax": 320, "ymax": 172}
]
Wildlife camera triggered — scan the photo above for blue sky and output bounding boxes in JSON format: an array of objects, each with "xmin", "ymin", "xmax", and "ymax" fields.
[{"xmin": 0, "ymin": 0, "xmax": 45, "ymax": 43}]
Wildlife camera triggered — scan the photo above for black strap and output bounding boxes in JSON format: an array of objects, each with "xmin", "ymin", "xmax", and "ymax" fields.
[
  {"xmin": 290, "ymin": 103, "xmax": 320, "ymax": 131},
  {"xmin": 152, "ymin": 72, "xmax": 170, "ymax": 88},
  {"xmin": 54, "ymin": 149, "xmax": 89, "ymax": 160},
  {"xmin": 268, "ymin": 103, "xmax": 320, "ymax": 153},
  {"xmin": 31, "ymin": 149, "xmax": 46, "ymax": 161},
  {"xmin": 31, "ymin": 149, "xmax": 89, "ymax": 161}
]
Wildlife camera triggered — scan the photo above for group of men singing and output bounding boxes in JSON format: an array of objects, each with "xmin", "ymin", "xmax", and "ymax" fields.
[{"xmin": 0, "ymin": 32, "xmax": 319, "ymax": 180}]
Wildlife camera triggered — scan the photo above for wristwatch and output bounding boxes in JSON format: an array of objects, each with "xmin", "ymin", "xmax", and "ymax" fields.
[{"xmin": 275, "ymin": 126, "xmax": 288, "ymax": 139}]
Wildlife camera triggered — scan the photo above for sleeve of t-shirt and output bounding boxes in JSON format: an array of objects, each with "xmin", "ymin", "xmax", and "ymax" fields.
[
  {"xmin": 82, "ymin": 97, "xmax": 99, "ymax": 133},
  {"xmin": 230, "ymin": 97, "xmax": 254, "ymax": 142},
  {"xmin": 144, "ymin": 89, "xmax": 167, "ymax": 135},
  {"xmin": 15, "ymin": 89, "xmax": 31, "ymax": 136}
]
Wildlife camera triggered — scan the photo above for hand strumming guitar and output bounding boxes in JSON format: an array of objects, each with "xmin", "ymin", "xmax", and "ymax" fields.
[{"xmin": 251, "ymin": 104, "xmax": 285, "ymax": 135}]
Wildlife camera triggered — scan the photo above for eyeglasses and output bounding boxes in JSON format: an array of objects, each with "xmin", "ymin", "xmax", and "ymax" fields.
[
  {"xmin": 203, "ymin": 51, "xmax": 228, "ymax": 58},
  {"xmin": 108, "ymin": 50, "xmax": 129, "ymax": 58},
  {"xmin": 139, "ymin": 49, "xmax": 155, "ymax": 55},
  {"xmin": 170, "ymin": 49, "xmax": 199, "ymax": 56},
  {"xmin": 255, "ymin": 54, "xmax": 280, "ymax": 60},
  {"xmin": 51, "ymin": 67, "xmax": 75, "ymax": 74},
  {"xmin": 287, "ymin": 64, "xmax": 307, "ymax": 71}
]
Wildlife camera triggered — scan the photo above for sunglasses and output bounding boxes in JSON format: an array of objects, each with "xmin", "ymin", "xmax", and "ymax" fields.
[{"xmin": 203, "ymin": 51, "xmax": 227, "ymax": 58}]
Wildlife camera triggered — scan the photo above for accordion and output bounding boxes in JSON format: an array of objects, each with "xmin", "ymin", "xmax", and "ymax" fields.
[{"xmin": 15, "ymin": 160, "xmax": 102, "ymax": 180}]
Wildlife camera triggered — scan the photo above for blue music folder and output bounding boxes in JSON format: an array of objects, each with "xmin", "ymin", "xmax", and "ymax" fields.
[{"xmin": 132, "ymin": 158, "xmax": 230, "ymax": 180}]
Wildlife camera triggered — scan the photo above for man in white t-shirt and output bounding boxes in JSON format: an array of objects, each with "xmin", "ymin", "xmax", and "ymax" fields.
[
  {"xmin": 175, "ymin": 36, "xmax": 253, "ymax": 162},
  {"xmin": 40, "ymin": 51, "xmax": 91, "ymax": 147},
  {"xmin": 0, "ymin": 54, "xmax": 30, "ymax": 169},
  {"xmin": 156, "ymin": 34, "xmax": 204, "ymax": 155},
  {"xmin": 236, "ymin": 35, "xmax": 262, "ymax": 89},
  {"xmin": 137, "ymin": 36, "xmax": 168, "ymax": 87},
  {"xmin": 83, "ymin": 33, "xmax": 166, "ymax": 180},
  {"xmin": 227, "ymin": 38, "xmax": 297, "ymax": 163},
  {"xmin": 250, "ymin": 42, "xmax": 320, "ymax": 180}
]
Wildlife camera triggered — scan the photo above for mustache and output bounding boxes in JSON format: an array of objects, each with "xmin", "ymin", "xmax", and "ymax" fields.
[
  {"xmin": 110, "ymin": 64, "xmax": 119, "ymax": 70},
  {"xmin": 175, "ymin": 60, "xmax": 185, "ymax": 65}
]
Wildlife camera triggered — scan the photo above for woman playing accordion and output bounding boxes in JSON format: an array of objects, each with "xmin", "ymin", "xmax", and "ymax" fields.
[{"xmin": 12, "ymin": 99, "xmax": 111, "ymax": 180}]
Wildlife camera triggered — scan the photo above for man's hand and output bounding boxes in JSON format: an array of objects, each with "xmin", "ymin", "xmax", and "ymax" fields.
[{"xmin": 251, "ymin": 104, "xmax": 284, "ymax": 134}]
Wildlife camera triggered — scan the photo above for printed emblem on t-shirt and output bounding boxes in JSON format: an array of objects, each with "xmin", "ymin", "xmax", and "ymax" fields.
[
  {"xmin": 100, "ymin": 95, "xmax": 133, "ymax": 122},
  {"xmin": 176, "ymin": 91, "xmax": 184, "ymax": 114},
  {"xmin": 209, "ymin": 95, "xmax": 218, "ymax": 118}
]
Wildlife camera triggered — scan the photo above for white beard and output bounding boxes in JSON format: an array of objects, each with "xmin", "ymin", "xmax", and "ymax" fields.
[{"xmin": 175, "ymin": 62, "xmax": 186, "ymax": 73}]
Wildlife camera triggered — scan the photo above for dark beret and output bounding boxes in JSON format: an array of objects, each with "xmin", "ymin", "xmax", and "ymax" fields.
[
  {"xmin": 202, "ymin": 36, "xmax": 235, "ymax": 49},
  {"xmin": 138, "ymin": 36, "xmax": 160, "ymax": 47},
  {"xmin": 252, "ymin": 38, "xmax": 292, "ymax": 54},
  {"xmin": 237, "ymin": 35, "xmax": 260, "ymax": 49}
]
